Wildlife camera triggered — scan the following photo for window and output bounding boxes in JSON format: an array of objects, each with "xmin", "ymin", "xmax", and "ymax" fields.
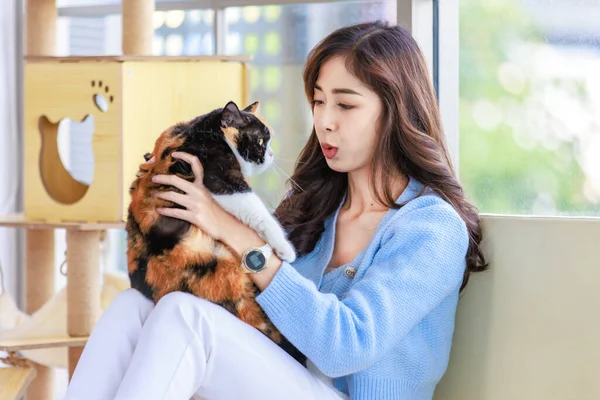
[
  {"xmin": 459, "ymin": 0, "xmax": 600, "ymax": 216},
  {"xmin": 153, "ymin": 10, "xmax": 214, "ymax": 55},
  {"xmin": 151, "ymin": 1, "xmax": 397, "ymax": 208}
]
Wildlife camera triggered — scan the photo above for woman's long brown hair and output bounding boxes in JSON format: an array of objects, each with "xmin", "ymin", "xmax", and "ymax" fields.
[{"xmin": 274, "ymin": 21, "xmax": 488, "ymax": 291}]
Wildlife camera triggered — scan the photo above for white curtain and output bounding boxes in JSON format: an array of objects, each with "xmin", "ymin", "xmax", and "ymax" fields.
[{"xmin": 0, "ymin": 0, "xmax": 22, "ymax": 302}]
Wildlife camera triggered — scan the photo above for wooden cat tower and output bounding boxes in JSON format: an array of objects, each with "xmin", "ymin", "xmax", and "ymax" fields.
[{"xmin": 0, "ymin": 0, "xmax": 250, "ymax": 398}]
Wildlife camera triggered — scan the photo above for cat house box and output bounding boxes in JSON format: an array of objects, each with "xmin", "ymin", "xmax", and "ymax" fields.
[{"xmin": 24, "ymin": 56, "xmax": 250, "ymax": 223}]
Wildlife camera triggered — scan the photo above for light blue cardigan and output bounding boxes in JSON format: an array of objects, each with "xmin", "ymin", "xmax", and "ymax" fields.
[{"xmin": 256, "ymin": 177, "xmax": 469, "ymax": 399}]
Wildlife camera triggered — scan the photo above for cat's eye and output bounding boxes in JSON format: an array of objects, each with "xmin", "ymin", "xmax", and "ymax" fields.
[{"xmin": 258, "ymin": 139, "xmax": 264, "ymax": 146}]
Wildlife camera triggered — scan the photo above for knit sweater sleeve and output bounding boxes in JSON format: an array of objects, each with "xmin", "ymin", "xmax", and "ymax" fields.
[{"xmin": 255, "ymin": 201, "xmax": 470, "ymax": 378}]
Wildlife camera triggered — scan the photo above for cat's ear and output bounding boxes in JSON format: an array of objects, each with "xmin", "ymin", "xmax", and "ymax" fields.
[
  {"xmin": 243, "ymin": 101, "xmax": 260, "ymax": 114},
  {"xmin": 221, "ymin": 101, "xmax": 244, "ymax": 127}
]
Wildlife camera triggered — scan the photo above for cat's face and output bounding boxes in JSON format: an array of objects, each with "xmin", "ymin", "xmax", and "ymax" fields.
[{"xmin": 219, "ymin": 101, "xmax": 274, "ymax": 177}]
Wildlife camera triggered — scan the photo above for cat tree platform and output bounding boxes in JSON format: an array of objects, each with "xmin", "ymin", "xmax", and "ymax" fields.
[
  {"xmin": 0, "ymin": 334, "xmax": 87, "ymax": 400},
  {"xmin": 25, "ymin": 55, "xmax": 251, "ymax": 62},
  {"xmin": 0, "ymin": 213, "xmax": 125, "ymax": 230},
  {"xmin": 0, "ymin": 336, "xmax": 88, "ymax": 353},
  {"xmin": 0, "ymin": 367, "xmax": 36, "ymax": 400}
]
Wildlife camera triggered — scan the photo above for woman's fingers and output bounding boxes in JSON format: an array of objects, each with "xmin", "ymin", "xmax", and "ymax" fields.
[
  {"xmin": 152, "ymin": 174, "xmax": 196, "ymax": 194},
  {"xmin": 172, "ymin": 152, "xmax": 205, "ymax": 184},
  {"xmin": 150, "ymin": 152, "xmax": 213, "ymax": 233},
  {"xmin": 154, "ymin": 191, "xmax": 195, "ymax": 210},
  {"xmin": 155, "ymin": 207, "xmax": 196, "ymax": 224}
]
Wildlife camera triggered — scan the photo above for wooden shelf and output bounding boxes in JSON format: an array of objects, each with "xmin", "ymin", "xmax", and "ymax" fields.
[
  {"xmin": 25, "ymin": 55, "xmax": 252, "ymax": 63},
  {"xmin": 0, "ymin": 367, "xmax": 36, "ymax": 400},
  {"xmin": 0, "ymin": 336, "xmax": 88, "ymax": 352},
  {"xmin": 0, "ymin": 214, "xmax": 125, "ymax": 230}
]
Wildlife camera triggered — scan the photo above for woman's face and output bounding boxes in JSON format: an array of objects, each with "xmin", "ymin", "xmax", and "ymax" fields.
[{"xmin": 312, "ymin": 56, "xmax": 383, "ymax": 174}]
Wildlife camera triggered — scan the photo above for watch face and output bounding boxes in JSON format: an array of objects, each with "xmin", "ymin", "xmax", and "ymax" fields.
[{"xmin": 246, "ymin": 250, "xmax": 266, "ymax": 271}]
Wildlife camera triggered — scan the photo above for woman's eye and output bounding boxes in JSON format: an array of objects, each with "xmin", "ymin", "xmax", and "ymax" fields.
[
  {"xmin": 311, "ymin": 100, "xmax": 324, "ymax": 106},
  {"xmin": 339, "ymin": 103, "xmax": 354, "ymax": 110},
  {"xmin": 258, "ymin": 139, "xmax": 264, "ymax": 145}
]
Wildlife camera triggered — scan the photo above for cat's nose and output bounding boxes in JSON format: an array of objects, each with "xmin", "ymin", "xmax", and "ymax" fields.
[{"xmin": 268, "ymin": 152, "xmax": 273, "ymax": 157}]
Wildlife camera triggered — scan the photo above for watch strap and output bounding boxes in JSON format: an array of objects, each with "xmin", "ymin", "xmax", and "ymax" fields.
[{"xmin": 258, "ymin": 243, "xmax": 273, "ymax": 260}]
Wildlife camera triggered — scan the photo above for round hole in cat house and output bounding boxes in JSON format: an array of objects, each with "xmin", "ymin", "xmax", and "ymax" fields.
[{"xmin": 38, "ymin": 115, "xmax": 95, "ymax": 204}]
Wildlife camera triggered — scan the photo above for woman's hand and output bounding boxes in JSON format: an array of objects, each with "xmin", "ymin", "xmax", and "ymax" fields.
[
  {"xmin": 151, "ymin": 152, "xmax": 226, "ymax": 241},
  {"xmin": 150, "ymin": 151, "xmax": 284, "ymax": 290}
]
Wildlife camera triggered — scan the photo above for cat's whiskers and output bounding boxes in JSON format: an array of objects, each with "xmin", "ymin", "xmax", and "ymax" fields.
[
  {"xmin": 274, "ymin": 157, "xmax": 308, "ymax": 165},
  {"xmin": 271, "ymin": 162, "xmax": 304, "ymax": 193}
]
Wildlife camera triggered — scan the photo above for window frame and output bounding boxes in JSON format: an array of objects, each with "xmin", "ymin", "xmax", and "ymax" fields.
[
  {"xmin": 435, "ymin": 0, "xmax": 459, "ymax": 172},
  {"xmin": 12, "ymin": 0, "xmax": 25, "ymax": 307}
]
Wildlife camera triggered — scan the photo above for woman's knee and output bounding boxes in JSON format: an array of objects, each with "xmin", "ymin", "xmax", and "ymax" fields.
[
  {"xmin": 153, "ymin": 292, "xmax": 214, "ymax": 322},
  {"xmin": 155, "ymin": 291, "xmax": 199, "ymax": 311},
  {"xmin": 92, "ymin": 288, "xmax": 155, "ymax": 330},
  {"xmin": 109, "ymin": 288, "xmax": 154, "ymax": 314}
]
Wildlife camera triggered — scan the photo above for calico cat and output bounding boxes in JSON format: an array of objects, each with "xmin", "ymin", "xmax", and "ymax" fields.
[{"xmin": 126, "ymin": 100, "xmax": 305, "ymax": 364}]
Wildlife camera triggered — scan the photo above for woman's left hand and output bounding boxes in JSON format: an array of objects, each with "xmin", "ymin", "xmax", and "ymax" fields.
[
  {"xmin": 151, "ymin": 151, "xmax": 283, "ymax": 290},
  {"xmin": 152, "ymin": 152, "xmax": 228, "ymax": 241}
]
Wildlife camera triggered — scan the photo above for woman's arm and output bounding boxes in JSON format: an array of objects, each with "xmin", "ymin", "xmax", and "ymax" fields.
[{"xmin": 254, "ymin": 201, "xmax": 469, "ymax": 378}]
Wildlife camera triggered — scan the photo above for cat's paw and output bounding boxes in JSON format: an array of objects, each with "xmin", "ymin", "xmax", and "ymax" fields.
[{"xmin": 268, "ymin": 236, "xmax": 296, "ymax": 263}]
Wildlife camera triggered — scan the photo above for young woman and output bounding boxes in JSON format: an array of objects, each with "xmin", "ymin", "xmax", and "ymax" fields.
[{"xmin": 65, "ymin": 20, "xmax": 486, "ymax": 400}]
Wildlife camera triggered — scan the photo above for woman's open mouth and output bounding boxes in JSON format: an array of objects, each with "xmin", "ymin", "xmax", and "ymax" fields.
[{"xmin": 321, "ymin": 143, "xmax": 338, "ymax": 159}]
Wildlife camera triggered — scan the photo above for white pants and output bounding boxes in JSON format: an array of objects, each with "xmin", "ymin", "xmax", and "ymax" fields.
[{"xmin": 64, "ymin": 288, "xmax": 348, "ymax": 400}]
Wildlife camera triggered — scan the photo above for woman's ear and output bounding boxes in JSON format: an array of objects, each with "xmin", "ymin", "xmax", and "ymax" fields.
[{"xmin": 221, "ymin": 101, "xmax": 245, "ymax": 127}]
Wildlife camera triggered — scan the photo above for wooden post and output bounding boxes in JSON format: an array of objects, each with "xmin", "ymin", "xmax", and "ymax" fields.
[
  {"xmin": 25, "ymin": 230, "xmax": 55, "ymax": 400},
  {"xmin": 122, "ymin": 0, "xmax": 154, "ymax": 55},
  {"xmin": 25, "ymin": 0, "xmax": 56, "ymax": 397},
  {"xmin": 66, "ymin": 230, "xmax": 101, "ymax": 379},
  {"xmin": 26, "ymin": 0, "xmax": 56, "ymax": 56}
]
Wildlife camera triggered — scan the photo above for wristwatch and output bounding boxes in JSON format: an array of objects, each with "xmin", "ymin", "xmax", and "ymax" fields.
[{"xmin": 241, "ymin": 243, "xmax": 273, "ymax": 273}]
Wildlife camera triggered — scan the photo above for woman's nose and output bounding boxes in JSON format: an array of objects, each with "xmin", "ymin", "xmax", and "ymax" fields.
[{"xmin": 317, "ymin": 110, "xmax": 337, "ymax": 133}]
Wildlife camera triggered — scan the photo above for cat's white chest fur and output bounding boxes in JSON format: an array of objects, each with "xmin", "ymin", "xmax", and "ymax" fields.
[{"xmin": 213, "ymin": 192, "xmax": 296, "ymax": 263}]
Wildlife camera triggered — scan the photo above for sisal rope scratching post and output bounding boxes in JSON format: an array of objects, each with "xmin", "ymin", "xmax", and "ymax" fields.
[
  {"xmin": 122, "ymin": 0, "xmax": 155, "ymax": 55},
  {"xmin": 25, "ymin": 230, "xmax": 55, "ymax": 316},
  {"xmin": 25, "ymin": 230, "xmax": 56, "ymax": 399},
  {"xmin": 66, "ymin": 230, "xmax": 101, "ymax": 379},
  {"xmin": 26, "ymin": 0, "xmax": 57, "ymax": 56},
  {"xmin": 25, "ymin": 0, "xmax": 57, "ymax": 396}
]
